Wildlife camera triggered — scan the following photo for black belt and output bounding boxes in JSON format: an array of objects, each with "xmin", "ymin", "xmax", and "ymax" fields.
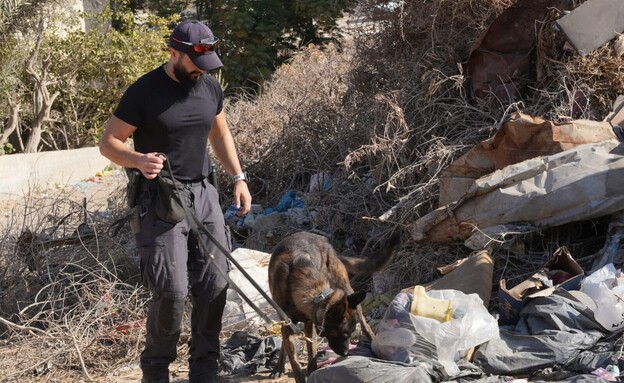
[
  {"xmin": 150, "ymin": 177, "xmax": 206, "ymax": 188},
  {"xmin": 179, "ymin": 179, "xmax": 206, "ymax": 187}
]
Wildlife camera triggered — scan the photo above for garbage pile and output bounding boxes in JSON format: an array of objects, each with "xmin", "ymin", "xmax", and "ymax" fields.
[{"xmin": 224, "ymin": 0, "xmax": 624, "ymax": 381}]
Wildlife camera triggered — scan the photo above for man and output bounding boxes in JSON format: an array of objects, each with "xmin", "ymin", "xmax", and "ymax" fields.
[{"xmin": 99, "ymin": 19, "xmax": 251, "ymax": 383}]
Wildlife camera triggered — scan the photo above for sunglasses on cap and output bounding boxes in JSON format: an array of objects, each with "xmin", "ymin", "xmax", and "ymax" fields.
[{"xmin": 171, "ymin": 36, "xmax": 220, "ymax": 53}]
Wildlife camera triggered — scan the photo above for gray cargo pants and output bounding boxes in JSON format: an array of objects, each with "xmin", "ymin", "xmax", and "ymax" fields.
[{"xmin": 134, "ymin": 178, "xmax": 230, "ymax": 382}]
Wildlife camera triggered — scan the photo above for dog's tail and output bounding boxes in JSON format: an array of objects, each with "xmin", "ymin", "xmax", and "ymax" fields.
[{"xmin": 338, "ymin": 231, "xmax": 401, "ymax": 275}]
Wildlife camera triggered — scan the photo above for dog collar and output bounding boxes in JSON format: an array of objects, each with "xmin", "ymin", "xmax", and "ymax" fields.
[
  {"xmin": 313, "ymin": 287, "xmax": 334, "ymax": 333},
  {"xmin": 314, "ymin": 287, "xmax": 334, "ymax": 304}
]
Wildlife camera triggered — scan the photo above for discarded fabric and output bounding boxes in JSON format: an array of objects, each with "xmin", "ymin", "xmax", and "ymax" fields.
[{"xmin": 264, "ymin": 189, "xmax": 304, "ymax": 214}]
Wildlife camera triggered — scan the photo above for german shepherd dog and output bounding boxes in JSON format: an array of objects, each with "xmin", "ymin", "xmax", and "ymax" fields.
[{"xmin": 268, "ymin": 231, "xmax": 400, "ymax": 383}]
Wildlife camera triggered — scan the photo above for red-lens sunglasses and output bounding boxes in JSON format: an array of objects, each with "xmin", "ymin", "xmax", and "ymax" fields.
[{"xmin": 171, "ymin": 36, "xmax": 219, "ymax": 53}]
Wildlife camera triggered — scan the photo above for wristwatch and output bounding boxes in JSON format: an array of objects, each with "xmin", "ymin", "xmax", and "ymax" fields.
[{"xmin": 232, "ymin": 172, "xmax": 249, "ymax": 182}]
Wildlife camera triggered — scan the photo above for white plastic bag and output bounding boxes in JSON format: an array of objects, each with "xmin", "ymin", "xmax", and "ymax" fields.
[
  {"xmin": 580, "ymin": 263, "xmax": 624, "ymax": 331},
  {"xmin": 372, "ymin": 290, "xmax": 499, "ymax": 376},
  {"xmin": 372, "ymin": 292, "xmax": 438, "ymax": 367},
  {"xmin": 411, "ymin": 289, "xmax": 499, "ymax": 375}
]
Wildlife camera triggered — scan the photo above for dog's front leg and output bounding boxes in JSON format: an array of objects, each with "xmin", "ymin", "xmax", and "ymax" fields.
[
  {"xmin": 270, "ymin": 339, "xmax": 286, "ymax": 379},
  {"xmin": 357, "ymin": 305, "xmax": 376, "ymax": 342},
  {"xmin": 304, "ymin": 321, "xmax": 318, "ymax": 376},
  {"xmin": 282, "ymin": 323, "xmax": 306, "ymax": 383}
]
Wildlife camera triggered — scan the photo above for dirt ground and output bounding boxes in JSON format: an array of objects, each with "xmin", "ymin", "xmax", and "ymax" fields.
[
  {"xmin": 0, "ymin": 169, "xmax": 300, "ymax": 383},
  {"xmin": 110, "ymin": 361, "xmax": 295, "ymax": 383}
]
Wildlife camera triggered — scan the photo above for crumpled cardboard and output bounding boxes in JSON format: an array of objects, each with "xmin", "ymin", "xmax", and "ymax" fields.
[
  {"xmin": 498, "ymin": 246, "xmax": 584, "ymax": 326},
  {"xmin": 410, "ymin": 139, "xmax": 624, "ymax": 245},
  {"xmin": 439, "ymin": 112, "xmax": 616, "ymax": 206}
]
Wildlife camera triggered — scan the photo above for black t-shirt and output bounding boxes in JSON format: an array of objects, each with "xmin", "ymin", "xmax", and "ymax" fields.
[{"xmin": 113, "ymin": 65, "xmax": 224, "ymax": 181}]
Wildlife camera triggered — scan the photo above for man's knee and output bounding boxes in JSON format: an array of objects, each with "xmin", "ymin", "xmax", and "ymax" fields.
[{"xmin": 151, "ymin": 290, "xmax": 187, "ymax": 335}]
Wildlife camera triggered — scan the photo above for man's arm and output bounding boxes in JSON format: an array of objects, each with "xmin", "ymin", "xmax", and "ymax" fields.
[
  {"xmin": 99, "ymin": 115, "xmax": 164, "ymax": 180},
  {"xmin": 208, "ymin": 111, "xmax": 252, "ymax": 214}
]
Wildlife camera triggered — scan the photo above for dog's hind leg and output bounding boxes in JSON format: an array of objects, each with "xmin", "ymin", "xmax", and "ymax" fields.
[
  {"xmin": 282, "ymin": 323, "xmax": 306, "ymax": 383},
  {"xmin": 304, "ymin": 321, "xmax": 318, "ymax": 376}
]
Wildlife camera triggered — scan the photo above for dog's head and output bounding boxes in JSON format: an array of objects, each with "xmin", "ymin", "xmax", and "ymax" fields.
[{"xmin": 319, "ymin": 290, "xmax": 367, "ymax": 356}]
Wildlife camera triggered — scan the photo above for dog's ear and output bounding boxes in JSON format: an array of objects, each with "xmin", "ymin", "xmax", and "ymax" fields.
[{"xmin": 347, "ymin": 290, "xmax": 367, "ymax": 309}]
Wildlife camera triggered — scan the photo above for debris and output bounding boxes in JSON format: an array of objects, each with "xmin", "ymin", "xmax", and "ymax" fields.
[
  {"xmin": 265, "ymin": 189, "xmax": 304, "ymax": 214},
  {"xmin": 607, "ymin": 95, "xmax": 624, "ymax": 134},
  {"xmin": 473, "ymin": 290, "xmax": 611, "ymax": 377},
  {"xmin": 590, "ymin": 210, "xmax": 624, "ymax": 271},
  {"xmin": 220, "ymin": 331, "xmax": 281, "ymax": 376},
  {"xmin": 34, "ymin": 361, "xmax": 53, "ymax": 376},
  {"xmin": 556, "ymin": 0, "xmax": 624, "ymax": 56},
  {"xmin": 309, "ymin": 172, "xmax": 335, "ymax": 192},
  {"xmin": 421, "ymin": 250, "xmax": 493, "ymax": 305},
  {"xmin": 223, "ymin": 248, "xmax": 275, "ymax": 328},
  {"xmin": 581, "ymin": 263, "xmax": 624, "ymax": 331},
  {"xmin": 466, "ymin": 0, "xmax": 570, "ymax": 103},
  {"xmin": 411, "ymin": 139, "xmax": 624, "ymax": 245},
  {"xmin": 439, "ymin": 112, "xmax": 616, "ymax": 206},
  {"xmin": 498, "ymin": 246, "xmax": 583, "ymax": 326},
  {"xmin": 372, "ymin": 288, "xmax": 499, "ymax": 376}
]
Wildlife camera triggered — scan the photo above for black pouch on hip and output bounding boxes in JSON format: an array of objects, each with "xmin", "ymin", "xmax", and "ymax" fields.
[
  {"xmin": 154, "ymin": 175, "xmax": 189, "ymax": 224},
  {"xmin": 125, "ymin": 168, "xmax": 143, "ymax": 208}
]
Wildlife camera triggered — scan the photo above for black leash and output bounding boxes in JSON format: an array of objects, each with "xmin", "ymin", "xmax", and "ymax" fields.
[{"xmin": 158, "ymin": 155, "xmax": 297, "ymax": 332}]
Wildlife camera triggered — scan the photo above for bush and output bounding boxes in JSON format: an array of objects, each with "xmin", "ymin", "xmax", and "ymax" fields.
[{"xmin": 0, "ymin": 8, "xmax": 172, "ymax": 152}]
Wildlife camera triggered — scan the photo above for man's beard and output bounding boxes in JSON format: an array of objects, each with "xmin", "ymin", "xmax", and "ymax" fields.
[{"xmin": 173, "ymin": 62, "xmax": 202, "ymax": 89}]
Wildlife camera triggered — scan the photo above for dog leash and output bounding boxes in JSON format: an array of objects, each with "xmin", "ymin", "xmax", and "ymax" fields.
[{"xmin": 158, "ymin": 155, "xmax": 299, "ymax": 333}]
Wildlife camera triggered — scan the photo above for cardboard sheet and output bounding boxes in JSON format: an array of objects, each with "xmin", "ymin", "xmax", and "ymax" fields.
[
  {"xmin": 401, "ymin": 250, "xmax": 494, "ymax": 306},
  {"xmin": 439, "ymin": 112, "xmax": 616, "ymax": 205},
  {"xmin": 410, "ymin": 139, "xmax": 624, "ymax": 245}
]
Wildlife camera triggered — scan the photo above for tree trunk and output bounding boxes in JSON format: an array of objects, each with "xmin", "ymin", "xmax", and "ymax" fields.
[
  {"xmin": 24, "ymin": 57, "xmax": 59, "ymax": 153},
  {"xmin": 0, "ymin": 96, "xmax": 20, "ymax": 150}
]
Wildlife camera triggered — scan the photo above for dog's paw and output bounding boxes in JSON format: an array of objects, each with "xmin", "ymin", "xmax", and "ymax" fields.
[{"xmin": 269, "ymin": 367, "xmax": 284, "ymax": 379}]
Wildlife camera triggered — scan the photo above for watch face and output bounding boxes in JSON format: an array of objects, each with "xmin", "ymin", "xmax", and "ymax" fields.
[{"xmin": 233, "ymin": 172, "xmax": 248, "ymax": 182}]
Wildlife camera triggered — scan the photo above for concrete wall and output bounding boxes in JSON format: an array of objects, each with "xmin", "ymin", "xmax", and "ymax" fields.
[{"xmin": 0, "ymin": 147, "xmax": 112, "ymax": 197}]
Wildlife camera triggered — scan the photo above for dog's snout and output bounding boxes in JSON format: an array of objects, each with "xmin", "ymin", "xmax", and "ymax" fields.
[{"xmin": 328, "ymin": 339, "xmax": 351, "ymax": 357}]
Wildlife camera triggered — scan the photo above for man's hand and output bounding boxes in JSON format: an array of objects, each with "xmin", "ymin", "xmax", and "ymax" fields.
[
  {"xmin": 233, "ymin": 181, "xmax": 252, "ymax": 216},
  {"xmin": 139, "ymin": 153, "xmax": 165, "ymax": 179}
]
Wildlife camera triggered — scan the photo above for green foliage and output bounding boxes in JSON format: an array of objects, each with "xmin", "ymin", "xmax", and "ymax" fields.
[
  {"xmin": 196, "ymin": 0, "xmax": 353, "ymax": 91},
  {"xmin": 0, "ymin": 4, "xmax": 172, "ymax": 152},
  {"xmin": 0, "ymin": 142, "xmax": 14, "ymax": 155},
  {"xmin": 128, "ymin": 0, "xmax": 189, "ymax": 18},
  {"xmin": 111, "ymin": 0, "xmax": 186, "ymax": 29},
  {"xmin": 0, "ymin": 0, "xmax": 352, "ymax": 152},
  {"xmin": 40, "ymin": 9, "xmax": 172, "ymax": 147},
  {"xmin": 0, "ymin": 35, "xmax": 26, "ymax": 95},
  {"xmin": 0, "ymin": 0, "xmax": 32, "ymax": 35}
]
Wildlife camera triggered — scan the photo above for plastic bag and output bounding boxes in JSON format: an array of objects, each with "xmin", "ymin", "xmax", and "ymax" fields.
[
  {"xmin": 371, "ymin": 293, "xmax": 439, "ymax": 367},
  {"xmin": 580, "ymin": 263, "xmax": 624, "ymax": 331},
  {"xmin": 372, "ymin": 290, "xmax": 499, "ymax": 376}
]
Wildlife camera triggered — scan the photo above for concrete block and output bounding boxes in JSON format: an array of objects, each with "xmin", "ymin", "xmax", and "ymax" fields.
[{"xmin": 0, "ymin": 147, "xmax": 112, "ymax": 197}]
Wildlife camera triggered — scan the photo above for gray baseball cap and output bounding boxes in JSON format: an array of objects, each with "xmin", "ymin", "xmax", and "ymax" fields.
[{"xmin": 169, "ymin": 20, "xmax": 223, "ymax": 71}]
